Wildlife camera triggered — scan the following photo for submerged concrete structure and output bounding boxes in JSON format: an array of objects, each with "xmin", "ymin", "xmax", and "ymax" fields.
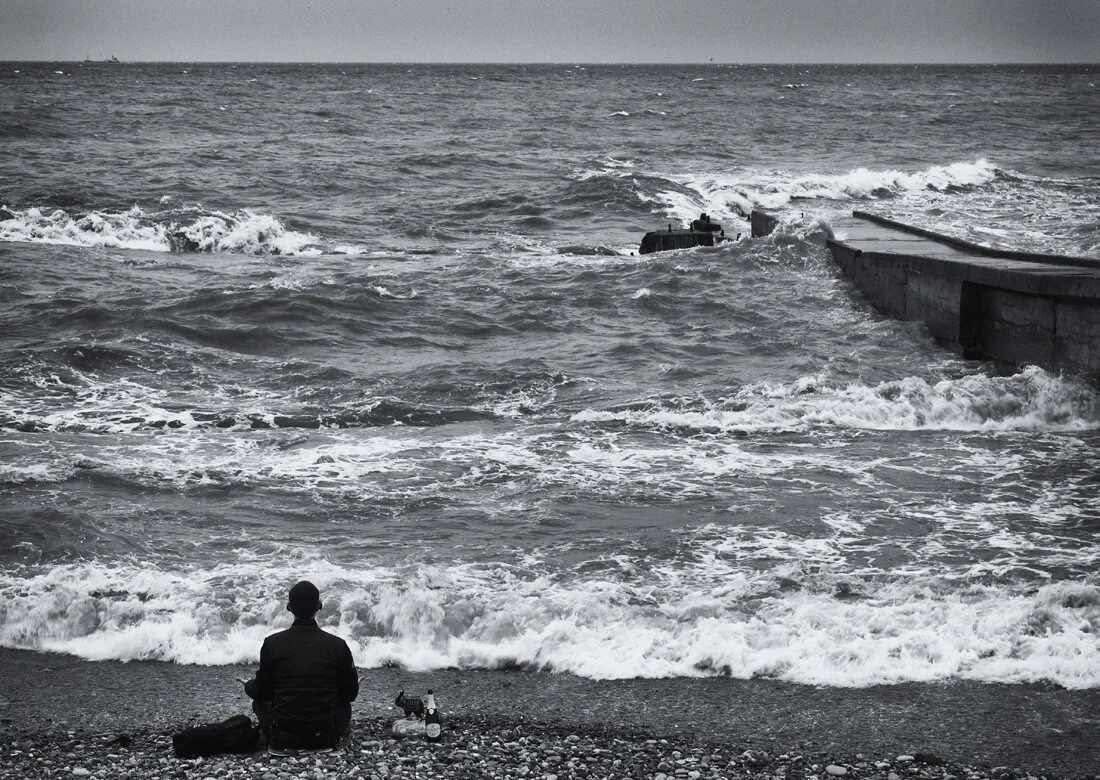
[
  {"xmin": 750, "ymin": 210, "xmax": 780, "ymax": 240},
  {"xmin": 752, "ymin": 210, "xmax": 1100, "ymax": 385},
  {"xmin": 639, "ymin": 227, "xmax": 721, "ymax": 254}
]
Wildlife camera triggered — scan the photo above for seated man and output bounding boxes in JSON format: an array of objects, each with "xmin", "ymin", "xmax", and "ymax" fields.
[{"xmin": 244, "ymin": 581, "xmax": 359, "ymax": 754}]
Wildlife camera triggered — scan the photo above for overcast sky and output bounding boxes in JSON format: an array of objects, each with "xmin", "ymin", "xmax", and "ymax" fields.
[{"xmin": 1, "ymin": 0, "xmax": 1098, "ymax": 63}]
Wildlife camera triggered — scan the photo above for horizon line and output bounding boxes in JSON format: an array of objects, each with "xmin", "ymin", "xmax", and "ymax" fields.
[{"xmin": 3, "ymin": 59, "xmax": 1098, "ymax": 67}]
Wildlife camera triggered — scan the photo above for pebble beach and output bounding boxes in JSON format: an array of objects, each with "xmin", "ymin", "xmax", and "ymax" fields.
[
  {"xmin": 5, "ymin": 719, "xmax": 1086, "ymax": 780},
  {"xmin": 2, "ymin": 649, "xmax": 1098, "ymax": 780}
]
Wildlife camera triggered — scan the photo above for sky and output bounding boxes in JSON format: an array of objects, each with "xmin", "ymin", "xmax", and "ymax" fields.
[{"xmin": 1, "ymin": 0, "xmax": 1098, "ymax": 63}]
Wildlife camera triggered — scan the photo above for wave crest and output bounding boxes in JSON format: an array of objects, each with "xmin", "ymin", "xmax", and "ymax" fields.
[
  {"xmin": 168, "ymin": 211, "xmax": 317, "ymax": 255},
  {"xmin": 1, "ymin": 558, "xmax": 1096, "ymax": 688},
  {"xmin": 0, "ymin": 205, "xmax": 321, "ymax": 256},
  {"xmin": 648, "ymin": 159, "xmax": 1000, "ymax": 226},
  {"xmin": 573, "ymin": 366, "xmax": 1100, "ymax": 434}
]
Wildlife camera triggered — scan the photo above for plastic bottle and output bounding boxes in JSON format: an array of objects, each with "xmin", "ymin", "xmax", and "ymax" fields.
[
  {"xmin": 424, "ymin": 689, "xmax": 442, "ymax": 743},
  {"xmin": 391, "ymin": 717, "xmax": 425, "ymax": 740}
]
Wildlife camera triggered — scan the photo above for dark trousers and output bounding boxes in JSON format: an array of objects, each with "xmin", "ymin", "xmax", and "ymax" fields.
[{"xmin": 251, "ymin": 700, "xmax": 352, "ymax": 749}]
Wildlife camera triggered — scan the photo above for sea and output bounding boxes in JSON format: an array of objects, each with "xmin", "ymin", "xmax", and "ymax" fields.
[{"xmin": 1, "ymin": 62, "xmax": 1098, "ymax": 689}]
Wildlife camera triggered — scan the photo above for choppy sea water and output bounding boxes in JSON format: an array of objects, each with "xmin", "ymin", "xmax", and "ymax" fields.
[{"xmin": 1, "ymin": 63, "xmax": 1098, "ymax": 688}]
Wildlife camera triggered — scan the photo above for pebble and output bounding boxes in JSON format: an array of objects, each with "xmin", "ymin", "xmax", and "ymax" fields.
[{"xmin": 0, "ymin": 719, "xmax": 1062, "ymax": 780}]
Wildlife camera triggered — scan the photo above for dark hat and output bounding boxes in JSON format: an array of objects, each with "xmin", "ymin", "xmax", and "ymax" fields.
[{"xmin": 287, "ymin": 580, "xmax": 321, "ymax": 616}]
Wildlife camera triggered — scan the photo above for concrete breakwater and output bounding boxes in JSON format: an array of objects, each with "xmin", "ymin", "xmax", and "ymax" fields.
[{"xmin": 752, "ymin": 210, "xmax": 1100, "ymax": 385}]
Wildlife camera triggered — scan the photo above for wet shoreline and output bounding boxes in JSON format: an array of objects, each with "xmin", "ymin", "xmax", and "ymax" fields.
[{"xmin": 2, "ymin": 648, "xmax": 1098, "ymax": 777}]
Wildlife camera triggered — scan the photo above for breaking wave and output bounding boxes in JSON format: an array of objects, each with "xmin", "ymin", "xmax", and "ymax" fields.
[
  {"xmin": 574, "ymin": 367, "xmax": 1100, "ymax": 434},
  {"xmin": 647, "ymin": 159, "xmax": 1000, "ymax": 225},
  {"xmin": 0, "ymin": 205, "xmax": 322, "ymax": 256},
  {"xmin": 0, "ymin": 556, "xmax": 1096, "ymax": 688}
]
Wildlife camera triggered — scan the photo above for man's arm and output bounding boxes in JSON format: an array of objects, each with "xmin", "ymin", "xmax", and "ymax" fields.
[
  {"xmin": 254, "ymin": 638, "xmax": 276, "ymax": 702},
  {"xmin": 242, "ymin": 675, "xmax": 259, "ymax": 700},
  {"xmin": 337, "ymin": 642, "xmax": 359, "ymax": 703}
]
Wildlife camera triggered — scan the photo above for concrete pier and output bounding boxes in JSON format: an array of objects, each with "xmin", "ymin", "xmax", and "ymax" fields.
[{"xmin": 752, "ymin": 210, "xmax": 1100, "ymax": 384}]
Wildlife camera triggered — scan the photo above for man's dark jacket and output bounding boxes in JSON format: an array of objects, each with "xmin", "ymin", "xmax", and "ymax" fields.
[{"xmin": 252, "ymin": 617, "xmax": 359, "ymax": 733}]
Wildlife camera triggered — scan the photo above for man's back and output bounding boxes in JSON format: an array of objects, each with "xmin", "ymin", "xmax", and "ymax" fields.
[{"xmin": 255, "ymin": 617, "xmax": 359, "ymax": 732}]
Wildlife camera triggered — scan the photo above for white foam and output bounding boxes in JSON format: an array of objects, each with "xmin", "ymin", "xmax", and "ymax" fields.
[
  {"xmin": 261, "ymin": 273, "xmax": 338, "ymax": 291},
  {"xmin": 649, "ymin": 159, "xmax": 1000, "ymax": 226},
  {"xmin": 573, "ymin": 157, "xmax": 636, "ymax": 181},
  {"xmin": 4, "ymin": 368, "xmax": 1095, "ymax": 510},
  {"xmin": 1, "ymin": 555, "xmax": 1096, "ymax": 688},
  {"xmin": 173, "ymin": 210, "xmax": 317, "ymax": 255},
  {"xmin": 500, "ymin": 241, "xmax": 646, "ymax": 270},
  {"xmin": 2, "ymin": 372, "xmax": 232, "ymax": 435},
  {"xmin": 0, "ymin": 461, "xmax": 73, "ymax": 485},
  {"xmin": 0, "ymin": 206, "xmax": 169, "ymax": 251},
  {"xmin": 0, "ymin": 206, "xmax": 320, "ymax": 256},
  {"xmin": 0, "ymin": 361, "xmax": 307, "ymax": 438},
  {"xmin": 572, "ymin": 366, "xmax": 1100, "ymax": 434},
  {"xmin": 371, "ymin": 285, "xmax": 417, "ymax": 299}
]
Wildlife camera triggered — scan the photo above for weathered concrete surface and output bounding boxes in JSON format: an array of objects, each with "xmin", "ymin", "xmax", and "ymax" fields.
[
  {"xmin": 639, "ymin": 227, "xmax": 719, "ymax": 254},
  {"xmin": 852, "ymin": 210, "xmax": 1100, "ymax": 271},
  {"xmin": 750, "ymin": 210, "xmax": 780, "ymax": 238},
  {"xmin": 829, "ymin": 213, "xmax": 1100, "ymax": 384},
  {"xmin": 748, "ymin": 209, "xmax": 1100, "ymax": 385}
]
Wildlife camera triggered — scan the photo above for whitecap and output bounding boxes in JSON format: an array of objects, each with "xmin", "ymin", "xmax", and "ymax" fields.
[{"xmin": 1, "ymin": 556, "xmax": 1096, "ymax": 688}]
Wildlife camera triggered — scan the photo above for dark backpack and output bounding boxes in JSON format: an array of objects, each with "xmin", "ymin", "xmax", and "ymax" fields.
[{"xmin": 172, "ymin": 714, "xmax": 261, "ymax": 758}]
